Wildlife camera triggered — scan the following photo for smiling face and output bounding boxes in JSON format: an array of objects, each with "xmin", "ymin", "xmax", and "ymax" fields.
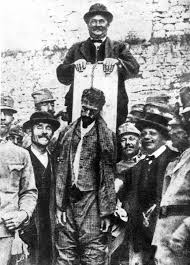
[
  {"xmin": 0, "ymin": 109, "xmax": 14, "ymax": 138},
  {"xmin": 31, "ymin": 122, "xmax": 53, "ymax": 148},
  {"xmin": 87, "ymin": 14, "xmax": 110, "ymax": 39},
  {"xmin": 141, "ymin": 127, "xmax": 166, "ymax": 154},
  {"xmin": 120, "ymin": 133, "xmax": 140, "ymax": 159}
]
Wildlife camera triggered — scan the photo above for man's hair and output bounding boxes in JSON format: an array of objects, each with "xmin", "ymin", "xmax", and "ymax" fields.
[{"xmin": 81, "ymin": 88, "xmax": 106, "ymax": 110}]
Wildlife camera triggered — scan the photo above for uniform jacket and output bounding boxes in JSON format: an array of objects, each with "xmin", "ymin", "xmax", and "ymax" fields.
[
  {"xmin": 56, "ymin": 37, "xmax": 139, "ymax": 126},
  {"xmin": 0, "ymin": 141, "xmax": 37, "ymax": 238},
  {"xmin": 21, "ymin": 147, "xmax": 56, "ymax": 264},
  {"xmin": 124, "ymin": 147, "xmax": 178, "ymax": 252},
  {"xmin": 55, "ymin": 116, "xmax": 117, "ymax": 218},
  {"xmin": 153, "ymin": 147, "xmax": 190, "ymax": 253}
]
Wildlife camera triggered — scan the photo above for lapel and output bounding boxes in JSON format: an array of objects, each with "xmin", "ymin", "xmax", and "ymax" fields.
[
  {"xmin": 105, "ymin": 37, "xmax": 115, "ymax": 58},
  {"xmin": 79, "ymin": 38, "xmax": 95, "ymax": 62}
]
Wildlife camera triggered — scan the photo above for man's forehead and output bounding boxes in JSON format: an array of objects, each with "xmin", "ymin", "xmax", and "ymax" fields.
[
  {"xmin": 89, "ymin": 14, "xmax": 108, "ymax": 21},
  {"xmin": 33, "ymin": 122, "xmax": 52, "ymax": 127},
  {"xmin": 142, "ymin": 127, "xmax": 159, "ymax": 133},
  {"xmin": 81, "ymin": 103, "xmax": 99, "ymax": 110},
  {"xmin": 121, "ymin": 133, "xmax": 139, "ymax": 138}
]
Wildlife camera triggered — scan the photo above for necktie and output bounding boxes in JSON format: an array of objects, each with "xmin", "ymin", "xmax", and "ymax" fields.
[{"xmin": 91, "ymin": 39, "xmax": 102, "ymax": 43}]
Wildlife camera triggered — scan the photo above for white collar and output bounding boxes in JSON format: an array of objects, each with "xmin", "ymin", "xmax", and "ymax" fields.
[
  {"xmin": 31, "ymin": 145, "xmax": 49, "ymax": 168},
  {"xmin": 80, "ymin": 121, "xmax": 95, "ymax": 138},
  {"xmin": 149, "ymin": 145, "xmax": 166, "ymax": 159},
  {"xmin": 90, "ymin": 37, "xmax": 107, "ymax": 42}
]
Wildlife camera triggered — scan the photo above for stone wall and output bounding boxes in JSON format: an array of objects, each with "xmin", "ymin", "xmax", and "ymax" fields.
[{"xmin": 1, "ymin": 0, "xmax": 190, "ymax": 123}]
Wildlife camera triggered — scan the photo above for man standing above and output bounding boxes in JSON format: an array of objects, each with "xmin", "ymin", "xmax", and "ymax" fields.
[
  {"xmin": 127, "ymin": 112, "xmax": 178, "ymax": 265},
  {"xmin": 55, "ymin": 88, "xmax": 116, "ymax": 265},
  {"xmin": 0, "ymin": 92, "xmax": 37, "ymax": 265},
  {"xmin": 56, "ymin": 3, "xmax": 139, "ymax": 127},
  {"xmin": 22, "ymin": 111, "xmax": 60, "ymax": 265}
]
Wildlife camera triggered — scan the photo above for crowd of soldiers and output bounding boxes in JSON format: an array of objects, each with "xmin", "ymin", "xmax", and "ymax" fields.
[{"xmin": 1, "ymin": 3, "xmax": 190, "ymax": 265}]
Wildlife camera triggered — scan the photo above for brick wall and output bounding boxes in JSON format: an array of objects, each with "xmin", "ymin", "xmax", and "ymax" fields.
[{"xmin": 1, "ymin": 0, "xmax": 190, "ymax": 122}]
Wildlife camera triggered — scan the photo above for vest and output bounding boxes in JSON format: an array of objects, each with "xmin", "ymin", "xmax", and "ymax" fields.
[{"xmin": 70, "ymin": 124, "xmax": 99, "ymax": 191}]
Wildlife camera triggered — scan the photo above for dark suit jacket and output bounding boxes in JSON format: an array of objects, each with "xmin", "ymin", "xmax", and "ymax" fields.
[
  {"xmin": 22, "ymin": 147, "xmax": 56, "ymax": 265},
  {"xmin": 122, "ymin": 147, "xmax": 178, "ymax": 252},
  {"xmin": 56, "ymin": 37, "xmax": 139, "ymax": 127}
]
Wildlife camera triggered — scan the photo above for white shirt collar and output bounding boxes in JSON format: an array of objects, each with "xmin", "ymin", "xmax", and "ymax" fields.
[
  {"xmin": 90, "ymin": 37, "xmax": 107, "ymax": 42},
  {"xmin": 150, "ymin": 145, "xmax": 166, "ymax": 159},
  {"xmin": 31, "ymin": 145, "xmax": 49, "ymax": 168},
  {"xmin": 80, "ymin": 121, "xmax": 95, "ymax": 137}
]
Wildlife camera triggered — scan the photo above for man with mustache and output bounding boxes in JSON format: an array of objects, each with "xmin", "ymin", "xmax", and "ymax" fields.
[
  {"xmin": 112, "ymin": 122, "xmax": 142, "ymax": 265},
  {"xmin": 56, "ymin": 3, "xmax": 139, "ymax": 127},
  {"xmin": 55, "ymin": 87, "xmax": 116, "ymax": 265},
  {"xmin": 0, "ymin": 92, "xmax": 37, "ymax": 265},
  {"xmin": 22, "ymin": 111, "xmax": 60, "ymax": 265},
  {"xmin": 125, "ymin": 111, "xmax": 178, "ymax": 265}
]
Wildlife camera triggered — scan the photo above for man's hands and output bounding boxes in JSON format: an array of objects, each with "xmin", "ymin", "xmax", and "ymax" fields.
[
  {"xmin": 100, "ymin": 216, "xmax": 111, "ymax": 233},
  {"xmin": 130, "ymin": 252, "xmax": 143, "ymax": 265},
  {"xmin": 103, "ymin": 58, "xmax": 118, "ymax": 74},
  {"xmin": 2, "ymin": 210, "xmax": 28, "ymax": 231},
  {"xmin": 74, "ymin": 58, "xmax": 118, "ymax": 74},
  {"xmin": 56, "ymin": 209, "xmax": 66, "ymax": 226},
  {"xmin": 74, "ymin": 59, "xmax": 87, "ymax": 72}
]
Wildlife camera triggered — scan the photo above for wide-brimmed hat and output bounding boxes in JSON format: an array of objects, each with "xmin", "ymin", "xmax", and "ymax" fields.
[
  {"xmin": 0, "ymin": 92, "xmax": 17, "ymax": 113},
  {"xmin": 31, "ymin": 88, "xmax": 55, "ymax": 105},
  {"xmin": 118, "ymin": 122, "xmax": 140, "ymax": 137},
  {"xmin": 84, "ymin": 3, "xmax": 113, "ymax": 24},
  {"xmin": 130, "ymin": 104, "xmax": 145, "ymax": 119},
  {"xmin": 136, "ymin": 113, "xmax": 169, "ymax": 138},
  {"xmin": 23, "ymin": 111, "xmax": 60, "ymax": 132},
  {"xmin": 180, "ymin": 85, "xmax": 190, "ymax": 113}
]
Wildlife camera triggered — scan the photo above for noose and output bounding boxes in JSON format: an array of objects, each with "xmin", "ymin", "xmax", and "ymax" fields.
[{"xmin": 90, "ymin": 61, "xmax": 100, "ymax": 89}]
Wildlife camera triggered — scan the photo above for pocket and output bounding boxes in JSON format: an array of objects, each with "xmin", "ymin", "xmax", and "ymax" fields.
[{"xmin": 8, "ymin": 164, "xmax": 24, "ymax": 188}]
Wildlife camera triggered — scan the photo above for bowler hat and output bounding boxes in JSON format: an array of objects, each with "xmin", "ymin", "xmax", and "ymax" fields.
[
  {"xmin": 31, "ymin": 88, "xmax": 55, "ymax": 105},
  {"xmin": 23, "ymin": 111, "xmax": 60, "ymax": 132},
  {"xmin": 180, "ymin": 86, "xmax": 190, "ymax": 113},
  {"xmin": 84, "ymin": 3, "xmax": 113, "ymax": 23},
  {"xmin": 136, "ymin": 113, "xmax": 169, "ymax": 138},
  {"xmin": 0, "ymin": 92, "xmax": 17, "ymax": 113}
]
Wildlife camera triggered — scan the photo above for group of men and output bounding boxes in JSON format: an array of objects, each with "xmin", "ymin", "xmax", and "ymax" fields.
[{"xmin": 1, "ymin": 2, "xmax": 190, "ymax": 265}]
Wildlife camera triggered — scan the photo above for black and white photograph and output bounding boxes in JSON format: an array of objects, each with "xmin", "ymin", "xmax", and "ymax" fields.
[{"xmin": 1, "ymin": 0, "xmax": 190, "ymax": 264}]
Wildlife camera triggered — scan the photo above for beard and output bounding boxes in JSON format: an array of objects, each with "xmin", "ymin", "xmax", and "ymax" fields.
[{"xmin": 81, "ymin": 116, "xmax": 94, "ymax": 128}]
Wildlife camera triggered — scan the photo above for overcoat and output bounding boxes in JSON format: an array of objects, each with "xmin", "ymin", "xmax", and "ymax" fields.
[{"xmin": 56, "ymin": 37, "xmax": 139, "ymax": 126}]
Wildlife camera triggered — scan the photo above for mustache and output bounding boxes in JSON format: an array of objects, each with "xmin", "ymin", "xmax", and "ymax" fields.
[
  {"xmin": 38, "ymin": 134, "xmax": 51, "ymax": 140},
  {"xmin": 124, "ymin": 144, "xmax": 134, "ymax": 149},
  {"xmin": 92, "ymin": 26, "xmax": 105, "ymax": 30}
]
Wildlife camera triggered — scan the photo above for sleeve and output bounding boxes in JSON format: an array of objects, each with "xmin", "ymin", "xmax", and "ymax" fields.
[
  {"xmin": 117, "ymin": 43, "xmax": 140, "ymax": 80},
  {"xmin": 56, "ymin": 44, "xmax": 77, "ymax": 85},
  {"xmin": 18, "ymin": 151, "xmax": 38, "ymax": 218}
]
